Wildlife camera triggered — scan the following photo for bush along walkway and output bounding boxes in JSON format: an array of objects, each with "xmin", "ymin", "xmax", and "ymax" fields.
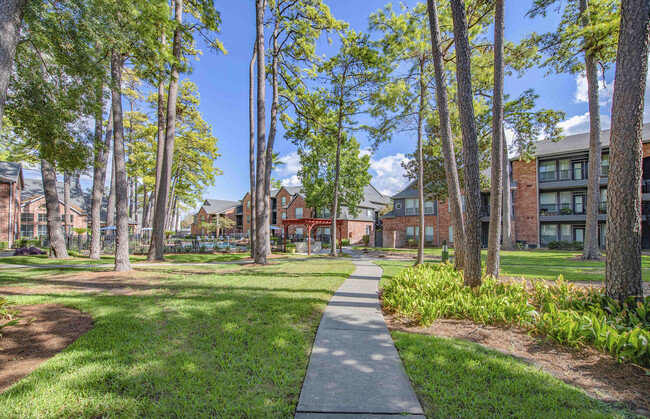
[{"xmin": 295, "ymin": 254, "xmax": 424, "ymax": 418}]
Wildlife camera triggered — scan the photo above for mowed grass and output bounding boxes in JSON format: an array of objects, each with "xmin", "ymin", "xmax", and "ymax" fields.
[
  {"xmin": 0, "ymin": 258, "xmax": 354, "ymax": 417},
  {"xmin": 0, "ymin": 253, "xmax": 249, "ymax": 265},
  {"xmin": 374, "ymin": 253, "xmax": 650, "ymax": 283},
  {"xmin": 392, "ymin": 332, "xmax": 630, "ymax": 418}
]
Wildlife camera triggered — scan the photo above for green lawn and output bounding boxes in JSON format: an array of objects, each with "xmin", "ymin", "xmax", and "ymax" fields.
[
  {"xmin": 357, "ymin": 247, "xmax": 650, "ymax": 269},
  {"xmin": 374, "ymin": 254, "xmax": 650, "ymax": 283},
  {"xmin": 392, "ymin": 332, "xmax": 631, "ymax": 418},
  {"xmin": 0, "ymin": 258, "xmax": 354, "ymax": 417},
  {"xmin": 0, "ymin": 253, "xmax": 268, "ymax": 266}
]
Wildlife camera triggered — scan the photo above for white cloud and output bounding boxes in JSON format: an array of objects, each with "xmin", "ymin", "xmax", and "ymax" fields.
[
  {"xmin": 574, "ymin": 73, "xmax": 615, "ymax": 105},
  {"xmin": 369, "ymin": 153, "xmax": 411, "ymax": 196},
  {"xmin": 275, "ymin": 151, "xmax": 300, "ymax": 177},
  {"xmin": 281, "ymin": 174, "xmax": 301, "ymax": 187},
  {"xmin": 558, "ymin": 112, "xmax": 611, "ymax": 136}
]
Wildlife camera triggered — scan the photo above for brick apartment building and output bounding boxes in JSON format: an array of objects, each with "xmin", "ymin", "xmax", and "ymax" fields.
[
  {"xmin": 196, "ymin": 184, "xmax": 390, "ymax": 244},
  {"xmin": 191, "ymin": 199, "xmax": 240, "ymax": 236},
  {"xmin": 383, "ymin": 123, "xmax": 650, "ymax": 249},
  {"xmin": 0, "ymin": 162, "xmax": 24, "ymax": 246}
]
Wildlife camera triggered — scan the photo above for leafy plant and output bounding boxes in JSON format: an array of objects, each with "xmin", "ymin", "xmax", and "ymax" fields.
[
  {"xmin": 548, "ymin": 241, "xmax": 584, "ymax": 250},
  {"xmin": 0, "ymin": 241, "xmax": 7, "ymax": 251},
  {"xmin": 0, "ymin": 296, "xmax": 20, "ymax": 335},
  {"xmin": 383, "ymin": 263, "xmax": 650, "ymax": 366},
  {"xmin": 72, "ymin": 227, "xmax": 89, "ymax": 235},
  {"xmin": 13, "ymin": 247, "xmax": 46, "ymax": 256},
  {"xmin": 362, "ymin": 235, "xmax": 370, "ymax": 246}
]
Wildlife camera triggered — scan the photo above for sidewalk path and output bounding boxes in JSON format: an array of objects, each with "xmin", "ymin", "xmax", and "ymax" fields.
[{"xmin": 295, "ymin": 254, "xmax": 424, "ymax": 418}]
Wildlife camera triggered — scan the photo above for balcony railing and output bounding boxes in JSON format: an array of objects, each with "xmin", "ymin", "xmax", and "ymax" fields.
[
  {"xmin": 643, "ymin": 180, "xmax": 650, "ymax": 194},
  {"xmin": 540, "ymin": 202, "xmax": 607, "ymax": 215}
]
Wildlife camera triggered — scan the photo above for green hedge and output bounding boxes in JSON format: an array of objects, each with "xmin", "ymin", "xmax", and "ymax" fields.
[
  {"xmin": 548, "ymin": 240, "xmax": 584, "ymax": 250},
  {"xmin": 0, "ymin": 241, "xmax": 7, "ymax": 251},
  {"xmin": 383, "ymin": 263, "xmax": 650, "ymax": 367}
]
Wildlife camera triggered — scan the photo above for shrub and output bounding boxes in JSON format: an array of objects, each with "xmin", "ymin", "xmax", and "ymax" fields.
[
  {"xmin": 341, "ymin": 239, "xmax": 350, "ymax": 246},
  {"xmin": 406, "ymin": 239, "xmax": 416, "ymax": 248},
  {"xmin": 548, "ymin": 240, "xmax": 583, "ymax": 250},
  {"xmin": 285, "ymin": 242, "xmax": 296, "ymax": 254},
  {"xmin": 383, "ymin": 263, "xmax": 650, "ymax": 367},
  {"xmin": 362, "ymin": 235, "xmax": 370, "ymax": 246},
  {"xmin": 0, "ymin": 241, "xmax": 7, "ymax": 251},
  {"xmin": 13, "ymin": 247, "xmax": 46, "ymax": 256},
  {"xmin": 15, "ymin": 238, "xmax": 39, "ymax": 249}
]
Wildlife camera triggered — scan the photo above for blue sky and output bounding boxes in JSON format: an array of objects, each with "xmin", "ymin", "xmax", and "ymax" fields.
[{"xmin": 24, "ymin": 0, "xmax": 648, "ymax": 211}]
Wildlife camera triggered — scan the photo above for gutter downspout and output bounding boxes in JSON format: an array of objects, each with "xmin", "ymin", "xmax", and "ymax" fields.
[{"xmin": 437, "ymin": 200, "xmax": 440, "ymax": 247}]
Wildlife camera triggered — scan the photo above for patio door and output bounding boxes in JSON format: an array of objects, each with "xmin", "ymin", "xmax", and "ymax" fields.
[{"xmin": 573, "ymin": 226, "xmax": 585, "ymax": 243}]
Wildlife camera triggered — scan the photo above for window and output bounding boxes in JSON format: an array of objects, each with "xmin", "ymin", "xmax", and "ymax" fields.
[
  {"xmin": 574, "ymin": 226, "xmax": 585, "ymax": 243},
  {"xmin": 247, "ymin": 201, "xmax": 250, "ymax": 209},
  {"xmin": 366, "ymin": 225, "xmax": 371, "ymax": 235},
  {"xmin": 295, "ymin": 208, "xmax": 303, "ymax": 219},
  {"xmin": 574, "ymin": 194, "xmax": 585, "ymax": 214},
  {"xmin": 38, "ymin": 213, "xmax": 47, "ymax": 222},
  {"xmin": 200, "ymin": 215, "xmax": 205, "ymax": 222},
  {"xmin": 558, "ymin": 159, "xmax": 571, "ymax": 180},
  {"xmin": 281, "ymin": 196, "xmax": 286, "ymax": 206},
  {"xmin": 295, "ymin": 227, "xmax": 303, "ymax": 239},
  {"xmin": 424, "ymin": 201, "xmax": 435, "ymax": 215},
  {"xmin": 448, "ymin": 226, "xmax": 454, "ymax": 243},
  {"xmin": 601, "ymin": 154, "xmax": 609, "ymax": 177},
  {"xmin": 367, "ymin": 208, "xmax": 374, "ymax": 218},
  {"xmin": 406, "ymin": 226, "xmax": 419, "ymax": 241},
  {"xmin": 600, "ymin": 189, "xmax": 607, "ymax": 212},
  {"xmin": 247, "ymin": 215, "xmax": 250, "ymax": 222},
  {"xmin": 539, "ymin": 160, "xmax": 556, "ymax": 181},
  {"xmin": 20, "ymin": 224, "xmax": 33, "ymax": 238},
  {"xmin": 559, "ymin": 191, "xmax": 571, "ymax": 210},
  {"xmin": 540, "ymin": 192, "xmax": 557, "ymax": 212},
  {"xmin": 37, "ymin": 224, "xmax": 48, "ymax": 237},
  {"xmin": 60, "ymin": 215, "xmax": 73, "ymax": 223},
  {"xmin": 281, "ymin": 212, "xmax": 287, "ymax": 220},
  {"xmin": 573, "ymin": 161, "xmax": 586, "ymax": 180},
  {"xmin": 425, "ymin": 226, "xmax": 434, "ymax": 242},
  {"xmin": 21, "ymin": 213, "xmax": 33, "ymax": 223},
  {"xmin": 560, "ymin": 224, "xmax": 571, "ymax": 242},
  {"xmin": 405, "ymin": 198, "xmax": 418, "ymax": 215},
  {"xmin": 541, "ymin": 224, "xmax": 558, "ymax": 245}
]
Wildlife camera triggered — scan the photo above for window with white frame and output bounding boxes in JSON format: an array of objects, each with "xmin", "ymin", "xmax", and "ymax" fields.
[
  {"xmin": 425, "ymin": 226, "xmax": 434, "ymax": 242},
  {"xmin": 20, "ymin": 224, "xmax": 33, "ymax": 238},
  {"xmin": 37, "ymin": 224, "xmax": 48, "ymax": 236},
  {"xmin": 38, "ymin": 213, "xmax": 47, "ymax": 222},
  {"xmin": 424, "ymin": 201, "xmax": 435, "ymax": 214},
  {"xmin": 21, "ymin": 213, "xmax": 33, "ymax": 223},
  {"xmin": 281, "ymin": 212, "xmax": 286, "ymax": 219},
  {"xmin": 281, "ymin": 196, "xmax": 286, "ymax": 206},
  {"xmin": 295, "ymin": 208, "xmax": 303, "ymax": 219},
  {"xmin": 406, "ymin": 226, "xmax": 419, "ymax": 241},
  {"xmin": 405, "ymin": 198, "xmax": 418, "ymax": 215},
  {"xmin": 366, "ymin": 208, "xmax": 374, "ymax": 218}
]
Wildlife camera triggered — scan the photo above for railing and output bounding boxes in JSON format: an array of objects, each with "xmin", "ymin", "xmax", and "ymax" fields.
[
  {"xmin": 539, "ymin": 169, "xmax": 586, "ymax": 182},
  {"xmin": 539, "ymin": 202, "xmax": 607, "ymax": 215},
  {"xmin": 539, "ymin": 171, "xmax": 556, "ymax": 182}
]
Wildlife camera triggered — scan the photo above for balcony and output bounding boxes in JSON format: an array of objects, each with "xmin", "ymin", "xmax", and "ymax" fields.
[{"xmin": 539, "ymin": 202, "xmax": 607, "ymax": 221}]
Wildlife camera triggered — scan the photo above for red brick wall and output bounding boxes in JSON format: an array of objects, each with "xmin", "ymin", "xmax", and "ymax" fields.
[
  {"xmin": 0, "ymin": 182, "xmax": 19, "ymax": 244},
  {"xmin": 242, "ymin": 193, "xmax": 252, "ymax": 234},
  {"xmin": 191, "ymin": 207, "xmax": 209, "ymax": 235},
  {"xmin": 341, "ymin": 220, "xmax": 374, "ymax": 244},
  {"xmin": 20, "ymin": 195, "xmax": 88, "ymax": 238},
  {"xmin": 512, "ymin": 159, "xmax": 538, "ymax": 245},
  {"xmin": 283, "ymin": 195, "xmax": 313, "ymax": 236}
]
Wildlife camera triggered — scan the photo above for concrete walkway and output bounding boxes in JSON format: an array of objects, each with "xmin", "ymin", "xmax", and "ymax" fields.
[{"xmin": 295, "ymin": 254, "xmax": 424, "ymax": 418}]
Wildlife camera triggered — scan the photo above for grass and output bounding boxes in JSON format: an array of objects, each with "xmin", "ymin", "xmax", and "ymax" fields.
[
  {"xmin": 392, "ymin": 332, "xmax": 632, "ymax": 418},
  {"xmin": 357, "ymin": 247, "xmax": 650, "ymax": 269},
  {"xmin": 0, "ymin": 258, "xmax": 354, "ymax": 417},
  {"xmin": 374, "ymin": 255, "xmax": 650, "ymax": 283}
]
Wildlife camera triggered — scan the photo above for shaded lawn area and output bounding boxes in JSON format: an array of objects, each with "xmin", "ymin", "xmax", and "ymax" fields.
[
  {"xmin": 356, "ymin": 247, "xmax": 650, "ymax": 269},
  {"xmin": 392, "ymin": 332, "xmax": 630, "ymax": 418},
  {"xmin": 0, "ymin": 258, "xmax": 354, "ymax": 417},
  {"xmin": 375, "ymin": 258, "xmax": 650, "ymax": 284},
  {"xmin": 0, "ymin": 253, "xmax": 248, "ymax": 265}
]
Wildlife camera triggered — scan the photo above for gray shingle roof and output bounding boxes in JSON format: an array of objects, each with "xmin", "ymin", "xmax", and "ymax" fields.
[
  {"xmin": 203, "ymin": 199, "xmax": 240, "ymax": 215},
  {"xmin": 0, "ymin": 161, "xmax": 22, "ymax": 183},
  {"xmin": 531, "ymin": 122, "xmax": 650, "ymax": 159}
]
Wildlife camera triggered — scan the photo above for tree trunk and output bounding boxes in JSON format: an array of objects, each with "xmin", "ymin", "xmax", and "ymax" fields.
[
  {"xmin": 330, "ymin": 111, "xmax": 343, "ymax": 257},
  {"xmin": 141, "ymin": 182, "xmax": 149, "ymax": 229},
  {"xmin": 416, "ymin": 62, "xmax": 426, "ymax": 265},
  {"xmin": 90, "ymin": 108, "xmax": 113, "ymax": 259},
  {"xmin": 0, "ymin": 0, "xmax": 27, "ymax": 132},
  {"xmin": 605, "ymin": 0, "xmax": 649, "ymax": 301},
  {"xmin": 128, "ymin": 177, "xmax": 134, "ymax": 218},
  {"xmin": 133, "ymin": 177, "xmax": 138, "ymax": 224},
  {"xmin": 152, "ymin": 30, "xmax": 167, "ymax": 227},
  {"xmin": 581, "ymin": 0, "xmax": 603, "ymax": 260},
  {"xmin": 254, "ymin": 0, "xmax": 269, "ymax": 264},
  {"xmin": 501, "ymin": 131, "xmax": 514, "ymax": 250},
  {"xmin": 106, "ymin": 149, "xmax": 116, "ymax": 233},
  {"xmin": 148, "ymin": 0, "xmax": 183, "ymax": 261},
  {"xmin": 263, "ymin": 21, "xmax": 280, "ymax": 257},
  {"xmin": 63, "ymin": 173, "xmax": 71, "ymax": 237},
  {"xmin": 111, "ymin": 49, "xmax": 130, "ymax": 272},
  {"xmin": 486, "ymin": 0, "xmax": 505, "ymax": 278},
  {"xmin": 249, "ymin": 38, "xmax": 257, "ymax": 257},
  {"xmin": 450, "ymin": 0, "xmax": 482, "ymax": 288},
  {"xmin": 426, "ymin": 0, "xmax": 466, "ymax": 270},
  {"xmin": 41, "ymin": 159, "xmax": 68, "ymax": 258}
]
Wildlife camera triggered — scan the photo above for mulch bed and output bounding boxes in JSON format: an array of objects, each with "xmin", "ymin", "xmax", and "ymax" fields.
[
  {"xmin": 382, "ymin": 306, "xmax": 650, "ymax": 417},
  {"xmin": 0, "ymin": 304, "xmax": 93, "ymax": 393}
]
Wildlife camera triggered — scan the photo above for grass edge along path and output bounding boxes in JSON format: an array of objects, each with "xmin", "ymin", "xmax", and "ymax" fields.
[
  {"xmin": 392, "ymin": 332, "xmax": 633, "ymax": 419},
  {"xmin": 0, "ymin": 258, "xmax": 354, "ymax": 418}
]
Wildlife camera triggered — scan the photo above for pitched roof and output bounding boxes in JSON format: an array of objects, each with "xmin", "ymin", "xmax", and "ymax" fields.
[
  {"xmin": 202, "ymin": 199, "xmax": 240, "ymax": 215},
  {"xmin": 22, "ymin": 178, "xmax": 90, "ymax": 214},
  {"xmin": 0, "ymin": 161, "xmax": 22, "ymax": 183},
  {"xmin": 530, "ymin": 122, "xmax": 650, "ymax": 159}
]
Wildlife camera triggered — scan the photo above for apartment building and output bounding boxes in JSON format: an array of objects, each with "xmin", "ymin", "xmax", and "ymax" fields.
[
  {"xmin": 383, "ymin": 123, "xmax": 650, "ymax": 249},
  {"xmin": 0, "ymin": 162, "xmax": 23, "ymax": 246},
  {"xmin": 191, "ymin": 199, "xmax": 240, "ymax": 236},
  {"xmin": 198, "ymin": 184, "xmax": 390, "ymax": 244}
]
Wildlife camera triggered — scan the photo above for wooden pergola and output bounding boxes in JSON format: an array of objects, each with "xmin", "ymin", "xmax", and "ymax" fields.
[{"xmin": 281, "ymin": 218, "xmax": 343, "ymax": 255}]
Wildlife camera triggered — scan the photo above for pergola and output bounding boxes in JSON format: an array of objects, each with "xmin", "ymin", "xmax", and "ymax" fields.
[{"xmin": 281, "ymin": 218, "xmax": 343, "ymax": 255}]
